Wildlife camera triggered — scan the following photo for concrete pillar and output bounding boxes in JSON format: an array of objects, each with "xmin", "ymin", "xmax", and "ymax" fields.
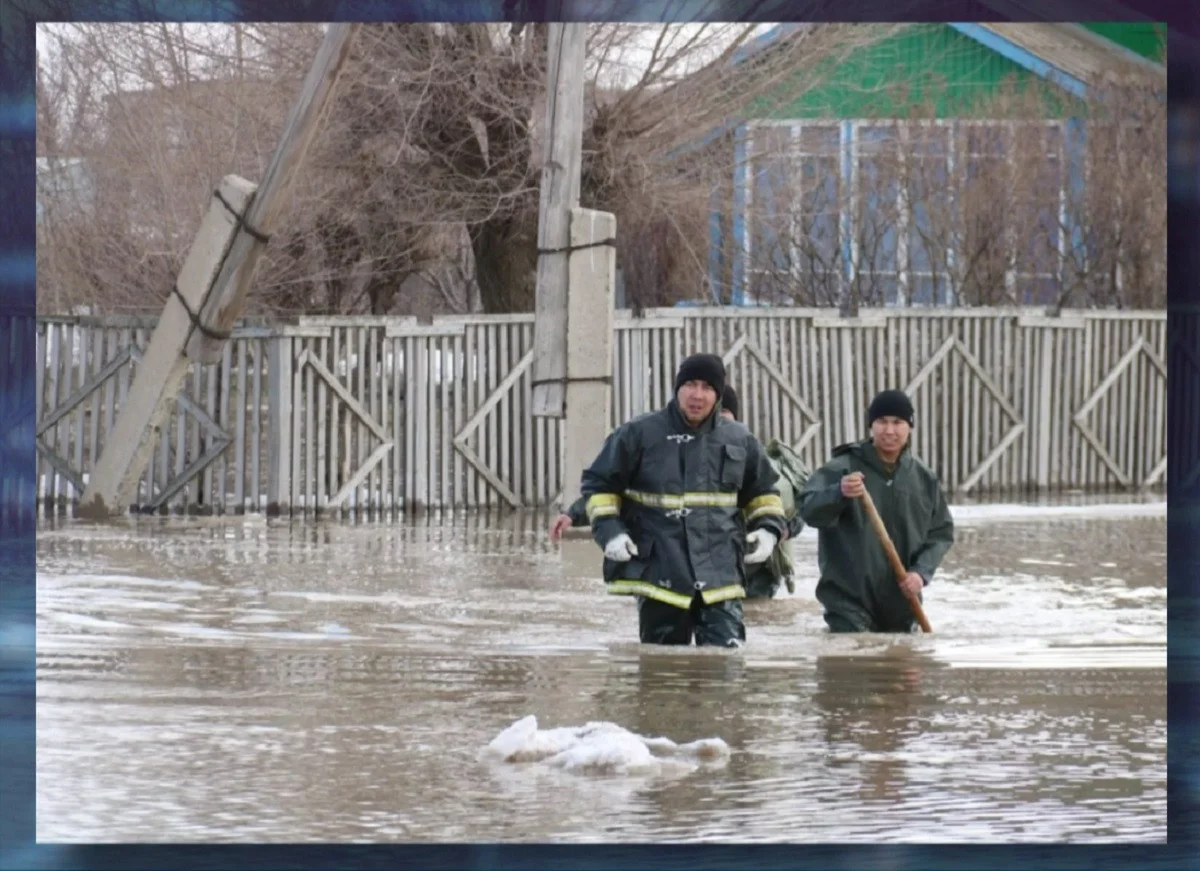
[
  {"xmin": 560, "ymin": 207, "xmax": 615, "ymax": 531},
  {"xmin": 79, "ymin": 175, "xmax": 256, "ymax": 518},
  {"xmin": 531, "ymin": 23, "xmax": 587, "ymax": 418}
]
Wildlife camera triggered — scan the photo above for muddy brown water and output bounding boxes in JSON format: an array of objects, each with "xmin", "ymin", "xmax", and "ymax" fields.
[{"xmin": 35, "ymin": 506, "xmax": 1166, "ymax": 843}]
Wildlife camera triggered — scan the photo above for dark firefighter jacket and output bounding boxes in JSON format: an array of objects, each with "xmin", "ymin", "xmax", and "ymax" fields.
[
  {"xmin": 798, "ymin": 438, "xmax": 955, "ymax": 630},
  {"xmin": 565, "ymin": 495, "xmax": 587, "ymax": 527},
  {"xmin": 566, "ymin": 442, "xmax": 805, "ymax": 590},
  {"xmin": 580, "ymin": 400, "xmax": 787, "ymax": 609}
]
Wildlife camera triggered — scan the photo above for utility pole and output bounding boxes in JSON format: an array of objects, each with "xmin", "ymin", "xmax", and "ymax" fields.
[
  {"xmin": 80, "ymin": 23, "xmax": 360, "ymax": 518},
  {"xmin": 559, "ymin": 206, "xmax": 616, "ymax": 517},
  {"xmin": 528, "ymin": 23, "xmax": 616, "ymax": 513},
  {"xmin": 531, "ymin": 22, "xmax": 587, "ymax": 419}
]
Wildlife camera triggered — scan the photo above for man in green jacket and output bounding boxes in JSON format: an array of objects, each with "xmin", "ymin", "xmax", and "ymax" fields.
[
  {"xmin": 579, "ymin": 353, "xmax": 787, "ymax": 647},
  {"xmin": 551, "ymin": 385, "xmax": 809, "ymax": 604},
  {"xmin": 797, "ymin": 389, "xmax": 954, "ymax": 633}
]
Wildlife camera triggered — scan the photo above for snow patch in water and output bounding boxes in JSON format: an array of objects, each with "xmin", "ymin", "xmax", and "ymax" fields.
[
  {"xmin": 149, "ymin": 623, "xmax": 242, "ymax": 639},
  {"xmin": 269, "ymin": 591, "xmax": 437, "ymax": 607},
  {"xmin": 38, "ymin": 574, "xmax": 211, "ymax": 591},
  {"xmin": 933, "ymin": 640, "xmax": 1165, "ymax": 670},
  {"xmin": 789, "ymin": 501, "xmax": 1163, "ymax": 540},
  {"xmin": 484, "ymin": 715, "xmax": 730, "ymax": 776},
  {"xmin": 948, "ymin": 502, "xmax": 1165, "ymax": 523},
  {"xmin": 45, "ymin": 612, "xmax": 132, "ymax": 631},
  {"xmin": 229, "ymin": 613, "xmax": 287, "ymax": 625},
  {"xmin": 1113, "ymin": 586, "xmax": 1165, "ymax": 601}
]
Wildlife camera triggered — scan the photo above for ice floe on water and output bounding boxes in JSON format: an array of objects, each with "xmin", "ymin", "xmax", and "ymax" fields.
[
  {"xmin": 784, "ymin": 500, "xmax": 1164, "ymax": 540},
  {"xmin": 946, "ymin": 501, "xmax": 1165, "ymax": 524},
  {"xmin": 484, "ymin": 715, "xmax": 730, "ymax": 776}
]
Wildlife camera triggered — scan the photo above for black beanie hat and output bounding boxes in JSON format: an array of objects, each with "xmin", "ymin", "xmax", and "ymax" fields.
[
  {"xmin": 674, "ymin": 353, "xmax": 726, "ymax": 397},
  {"xmin": 868, "ymin": 389, "xmax": 915, "ymax": 427},
  {"xmin": 721, "ymin": 385, "xmax": 739, "ymax": 420}
]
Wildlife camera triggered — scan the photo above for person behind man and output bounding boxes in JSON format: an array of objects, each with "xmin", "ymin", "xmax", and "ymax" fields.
[
  {"xmin": 549, "ymin": 495, "xmax": 587, "ymax": 541},
  {"xmin": 579, "ymin": 353, "xmax": 787, "ymax": 647},
  {"xmin": 797, "ymin": 389, "xmax": 954, "ymax": 633},
  {"xmin": 718, "ymin": 385, "xmax": 808, "ymax": 600}
]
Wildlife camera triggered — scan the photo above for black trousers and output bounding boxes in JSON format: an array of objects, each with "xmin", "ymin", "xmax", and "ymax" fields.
[
  {"xmin": 824, "ymin": 609, "xmax": 916, "ymax": 634},
  {"xmin": 637, "ymin": 592, "xmax": 746, "ymax": 647},
  {"xmin": 818, "ymin": 578, "xmax": 919, "ymax": 634}
]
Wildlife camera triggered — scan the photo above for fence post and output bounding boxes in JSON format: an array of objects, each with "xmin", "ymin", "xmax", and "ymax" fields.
[
  {"xmin": 1035, "ymin": 326, "xmax": 1054, "ymax": 490},
  {"xmin": 840, "ymin": 327, "xmax": 856, "ymax": 446},
  {"xmin": 267, "ymin": 334, "xmax": 292, "ymax": 515}
]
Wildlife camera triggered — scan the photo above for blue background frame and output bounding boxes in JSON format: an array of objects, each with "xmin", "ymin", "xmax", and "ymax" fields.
[{"xmin": 2, "ymin": 1, "xmax": 1196, "ymax": 868}]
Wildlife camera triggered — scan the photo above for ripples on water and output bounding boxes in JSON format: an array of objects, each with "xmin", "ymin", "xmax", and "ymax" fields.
[{"xmin": 36, "ymin": 507, "xmax": 1166, "ymax": 843}]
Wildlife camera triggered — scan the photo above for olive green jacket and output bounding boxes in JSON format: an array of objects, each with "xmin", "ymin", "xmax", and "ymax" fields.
[{"xmin": 798, "ymin": 439, "xmax": 954, "ymax": 630}]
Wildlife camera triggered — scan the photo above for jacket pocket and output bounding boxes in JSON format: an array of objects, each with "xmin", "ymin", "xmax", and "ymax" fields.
[
  {"xmin": 603, "ymin": 538, "xmax": 653, "ymax": 583},
  {"xmin": 720, "ymin": 443, "xmax": 747, "ymax": 488}
]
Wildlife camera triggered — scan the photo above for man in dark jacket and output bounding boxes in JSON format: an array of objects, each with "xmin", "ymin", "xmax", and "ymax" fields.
[
  {"xmin": 550, "ymin": 383, "xmax": 748, "ymax": 541},
  {"xmin": 579, "ymin": 353, "xmax": 787, "ymax": 647},
  {"xmin": 553, "ymin": 385, "xmax": 807, "ymax": 602},
  {"xmin": 798, "ymin": 389, "xmax": 954, "ymax": 633}
]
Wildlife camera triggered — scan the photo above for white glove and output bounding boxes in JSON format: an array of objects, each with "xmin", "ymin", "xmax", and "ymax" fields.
[
  {"xmin": 603, "ymin": 533, "xmax": 639, "ymax": 562},
  {"xmin": 745, "ymin": 529, "xmax": 778, "ymax": 564}
]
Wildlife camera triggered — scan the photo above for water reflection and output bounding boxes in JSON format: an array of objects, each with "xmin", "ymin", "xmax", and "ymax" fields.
[
  {"xmin": 36, "ymin": 508, "xmax": 1166, "ymax": 842},
  {"xmin": 813, "ymin": 651, "xmax": 928, "ymax": 804}
]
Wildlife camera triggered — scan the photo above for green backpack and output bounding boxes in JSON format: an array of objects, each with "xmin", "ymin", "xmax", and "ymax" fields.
[{"xmin": 763, "ymin": 439, "xmax": 812, "ymax": 584}]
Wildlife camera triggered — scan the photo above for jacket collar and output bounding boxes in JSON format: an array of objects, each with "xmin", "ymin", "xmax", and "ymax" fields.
[
  {"xmin": 667, "ymin": 398, "xmax": 718, "ymax": 435},
  {"xmin": 853, "ymin": 438, "xmax": 913, "ymax": 476}
]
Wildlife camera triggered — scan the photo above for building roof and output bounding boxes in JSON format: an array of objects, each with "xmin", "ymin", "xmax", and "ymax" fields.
[
  {"xmin": 739, "ymin": 20, "xmax": 1164, "ymax": 98},
  {"xmin": 971, "ymin": 0, "xmax": 1187, "ymax": 54},
  {"xmin": 670, "ymin": 20, "xmax": 1162, "ymax": 157},
  {"xmin": 968, "ymin": 22, "xmax": 1164, "ymax": 92}
]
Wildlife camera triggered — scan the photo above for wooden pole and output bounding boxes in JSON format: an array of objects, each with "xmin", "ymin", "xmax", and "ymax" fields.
[
  {"xmin": 858, "ymin": 489, "xmax": 934, "ymax": 634},
  {"xmin": 531, "ymin": 22, "xmax": 587, "ymax": 419},
  {"xmin": 80, "ymin": 24, "xmax": 360, "ymax": 518}
]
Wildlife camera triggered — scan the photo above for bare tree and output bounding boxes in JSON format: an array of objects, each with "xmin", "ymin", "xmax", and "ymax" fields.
[
  {"xmin": 35, "ymin": 21, "xmax": 903, "ymax": 316},
  {"xmin": 1055, "ymin": 81, "xmax": 1167, "ymax": 310},
  {"xmin": 46, "ymin": 22, "xmax": 1162, "ymax": 317},
  {"xmin": 36, "ymin": 23, "xmax": 303, "ymax": 315}
]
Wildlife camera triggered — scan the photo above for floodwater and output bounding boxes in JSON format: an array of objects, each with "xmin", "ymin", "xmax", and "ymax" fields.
[{"xmin": 35, "ymin": 502, "xmax": 1166, "ymax": 843}]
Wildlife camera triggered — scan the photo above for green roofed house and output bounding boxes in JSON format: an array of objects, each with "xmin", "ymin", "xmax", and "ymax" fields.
[{"xmin": 699, "ymin": 22, "xmax": 1165, "ymax": 310}]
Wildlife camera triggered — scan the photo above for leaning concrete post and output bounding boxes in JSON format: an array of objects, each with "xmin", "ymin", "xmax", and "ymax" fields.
[
  {"xmin": 81, "ymin": 23, "xmax": 361, "ymax": 518},
  {"xmin": 79, "ymin": 176, "xmax": 256, "ymax": 518}
]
